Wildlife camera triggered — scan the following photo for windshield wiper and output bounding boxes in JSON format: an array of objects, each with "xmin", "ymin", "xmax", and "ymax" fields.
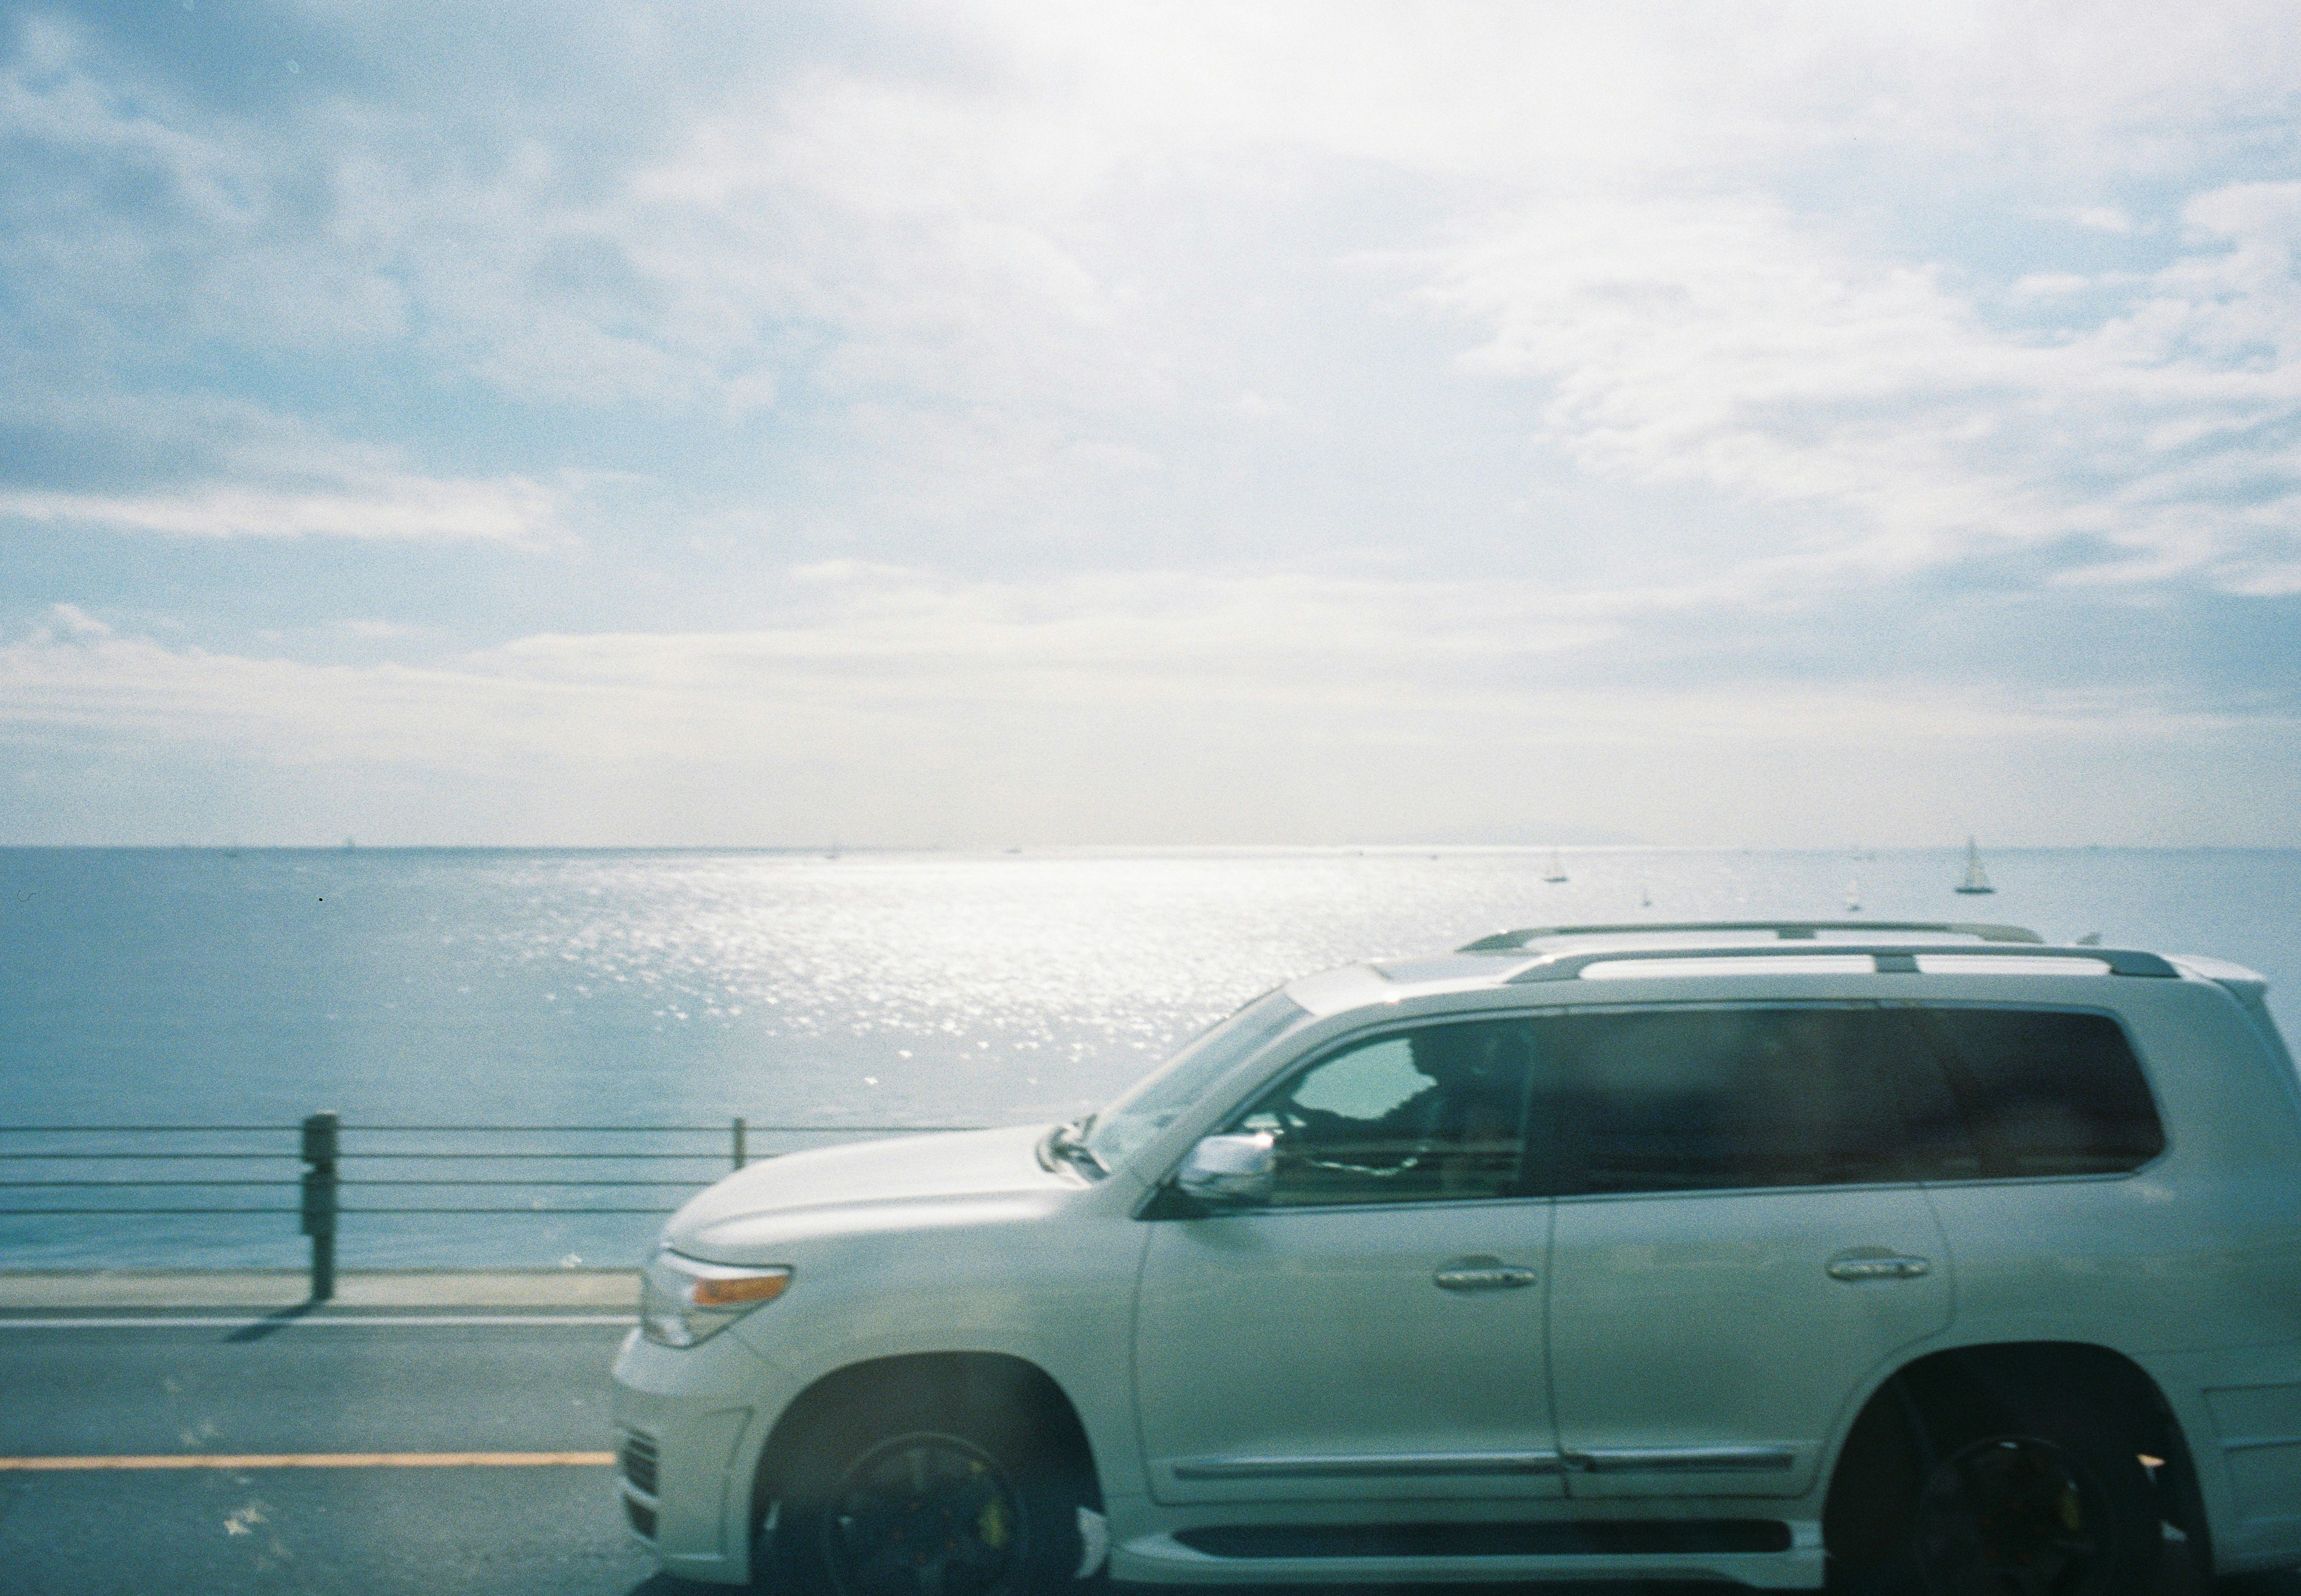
[{"xmin": 1042, "ymin": 1116, "xmax": 1107, "ymax": 1180}]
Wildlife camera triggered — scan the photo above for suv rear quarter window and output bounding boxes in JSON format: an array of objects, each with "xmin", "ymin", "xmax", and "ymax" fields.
[{"xmin": 1910, "ymin": 1006, "xmax": 2166, "ymax": 1178}]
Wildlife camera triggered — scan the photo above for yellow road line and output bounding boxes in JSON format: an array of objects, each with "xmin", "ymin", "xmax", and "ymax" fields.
[{"xmin": 0, "ymin": 1452, "xmax": 615, "ymax": 1471}]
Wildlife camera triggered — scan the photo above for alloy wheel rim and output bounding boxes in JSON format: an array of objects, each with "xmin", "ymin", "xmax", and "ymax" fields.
[
  {"xmin": 1916, "ymin": 1435, "xmax": 2111, "ymax": 1596},
  {"xmin": 823, "ymin": 1432, "xmax": 1026, "ymax": 1596}
]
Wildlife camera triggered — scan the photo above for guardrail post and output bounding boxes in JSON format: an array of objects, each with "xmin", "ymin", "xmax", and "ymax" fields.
[
  {"xmin": 301, "ymin": 1111, "xmax": 339, "ymax": 1302},
  {"xmin": 732, "ymin": 1116, "xmax": 747, "ymax": 1171}
]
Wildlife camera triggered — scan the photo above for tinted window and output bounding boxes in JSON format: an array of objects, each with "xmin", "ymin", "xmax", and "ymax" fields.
[
  {"xmin": 1545, "ymin": 1006, "xmax": 1970, "ymax": 1196},
  {"xmin": 1912, "ymin": 1007, "xmax": 2164, "ymax": 1177},
  {"xmin": 1233, "ymin": 1018, "xmax": 1539, "ymax": 1205}
]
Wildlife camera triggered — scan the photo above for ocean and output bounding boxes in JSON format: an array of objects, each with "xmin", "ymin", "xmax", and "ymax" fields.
[{"xmin": 3, "ymin": 845, "xmax": 2295, "ymax": 1270}]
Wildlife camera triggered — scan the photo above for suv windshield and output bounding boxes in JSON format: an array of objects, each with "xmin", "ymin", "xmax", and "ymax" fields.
[{"xmin": 1084, "ymin": 989, "xmax": 1312, "ymax": 1171}]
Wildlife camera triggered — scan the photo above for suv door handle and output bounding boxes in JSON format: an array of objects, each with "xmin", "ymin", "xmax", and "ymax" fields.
[
  {"xmin": 1825, "ymin": 1254, "xmax": 1931, "ymax": 1282},
  {"xmin": 1435, "ymin": 1260, "xmax": 1539, "ymax": 1292}
]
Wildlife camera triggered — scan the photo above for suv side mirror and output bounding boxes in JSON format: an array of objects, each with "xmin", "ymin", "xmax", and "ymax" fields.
[{"xmin": 1175, "ymin": 1133, "xmax": 1276, "ymax": 1207}]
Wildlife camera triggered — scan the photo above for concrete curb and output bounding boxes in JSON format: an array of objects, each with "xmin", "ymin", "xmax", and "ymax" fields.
[{"xmin": 0, "ymin": 1268, "xmax": 641, "ymax": 1310}]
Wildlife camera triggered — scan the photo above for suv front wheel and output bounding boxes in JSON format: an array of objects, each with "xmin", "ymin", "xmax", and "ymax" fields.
[{"xmin": 765, "ymin": 1407, "xmax": 1090, "ymax": 1596}]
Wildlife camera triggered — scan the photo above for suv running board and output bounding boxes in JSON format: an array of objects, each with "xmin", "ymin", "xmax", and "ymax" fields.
[{"xmin": 1174, "ymin": 1521, "xmax": 1793, "ymax": 1558}]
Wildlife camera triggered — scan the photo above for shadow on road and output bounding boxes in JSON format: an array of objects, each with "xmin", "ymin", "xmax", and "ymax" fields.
[{"xmin": 224, "ymin": 1301, "xmax": 321, "ymax": 1343}]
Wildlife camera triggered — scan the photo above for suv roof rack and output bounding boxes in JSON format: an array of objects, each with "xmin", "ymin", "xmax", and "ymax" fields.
[
  {"xmin": 1458, "ymin": 920, "xmax": 2043, "ymax": 953},
  {"xmin": 1503, "ymin": 942, "xmax": 2177, "ymax": 983}
]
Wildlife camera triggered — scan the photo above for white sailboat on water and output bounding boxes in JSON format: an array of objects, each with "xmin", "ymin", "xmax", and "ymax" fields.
[
  {"xmin": 1542, "ymin": 848, "xmax": 1568, "ymax": 884},
  {"xmin": 1955, "ymin": 836, "xmax": 1995, "ymax": 896}
]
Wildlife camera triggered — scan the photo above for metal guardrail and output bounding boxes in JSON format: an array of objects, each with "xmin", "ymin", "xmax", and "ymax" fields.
[{"xmin": 0, "ymin": 1114, "xmax": 980, "ymax": 1301}]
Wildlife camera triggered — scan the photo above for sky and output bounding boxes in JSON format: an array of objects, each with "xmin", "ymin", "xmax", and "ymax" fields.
[{"xmin": 2, "ymin": 1, "xmax": 2299, "ymax": 848}]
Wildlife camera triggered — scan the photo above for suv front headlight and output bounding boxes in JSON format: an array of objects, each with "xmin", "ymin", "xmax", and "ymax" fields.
[{"xmin": 641, "ymin": 1250, "xmax": 792, "ymax": 1347}]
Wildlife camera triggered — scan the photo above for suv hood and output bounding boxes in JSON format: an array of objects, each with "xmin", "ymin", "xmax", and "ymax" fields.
[{"xmin": 663, "ymin": 1123, "xmax": 1075, "ymax": 1262}]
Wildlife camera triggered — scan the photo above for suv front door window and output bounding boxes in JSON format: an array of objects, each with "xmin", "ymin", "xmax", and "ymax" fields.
[{"xmin": 1237, "ymin": 1020, "xmax": 1539, "ymax": 1204}]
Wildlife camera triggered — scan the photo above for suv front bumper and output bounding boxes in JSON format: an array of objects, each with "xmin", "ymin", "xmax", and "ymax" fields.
[{"xmin": 611, "ymin": 1325, "xmax": 797, "ymax": 1586}]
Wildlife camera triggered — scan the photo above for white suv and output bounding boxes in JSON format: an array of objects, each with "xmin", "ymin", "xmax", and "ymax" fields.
[{"xmin": 611, "ymin": 920, "xmax": 2301, "ymax": 1595}]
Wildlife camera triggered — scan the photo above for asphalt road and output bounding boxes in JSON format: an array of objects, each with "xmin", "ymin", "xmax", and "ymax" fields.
[
  {"xmin": 4, "ymin": 1307, "xmax": 2295, "ymax": 1596},
  {"xmin": 0, "ymin": 1308, "xmax": 668, "ymax": 1596}
]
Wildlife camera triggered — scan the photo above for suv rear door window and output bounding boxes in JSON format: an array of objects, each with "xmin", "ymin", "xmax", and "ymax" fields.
[
  {"xmin": 1544, "ymin": 1006, "xmax": 1969, "ymax": 1195},
  {"xmin": 1910, "ymin": 1007, "xmax": 2165, "ymax": 1177}
]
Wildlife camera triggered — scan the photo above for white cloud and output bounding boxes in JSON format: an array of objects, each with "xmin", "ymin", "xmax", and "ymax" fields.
[
  {"xmin": 2062, "ymin": 206, "xmax": 2136, "ymax": 235},
  {"xmin": 2012, "ymin": 272, "xmax": 2096, "ymax": 297},
  {"xmin": 0, "ymin": 370, "xmax": 576, "ymax": 544},
  {"xmin": 11, "ymin": 1, "xmax": 2301, "ymax": 552},
  {"xmin": 34, "ymin": 602, "xmax": 113, "ymax": 644},
  {"xmin": 9, "ymin": 572, "xmax": 2295, "ymax": 847},
  {"xmin": 1424, "ymin": 183, "xmax": 2301, "ymax": 593},
  {"xmin": 0, "ymin": 567, "xmax": 2274, "ymax": 761},
  {"xmin": 0, "ymin": 471, "xmax": 563, "ymax": 543},
  {"xmin": 5, "ymin": 2, "xmax": 2301, "ymax": 844}
]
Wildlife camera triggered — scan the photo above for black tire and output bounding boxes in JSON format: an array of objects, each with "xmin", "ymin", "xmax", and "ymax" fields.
[
  {"xmin": 1831, "ymin": 1389, "xmax": 2161, "ymax": 1596},
  {"xmin": 761, "ymin": 1403, "xmax": 1089, "ymax": 1596}
]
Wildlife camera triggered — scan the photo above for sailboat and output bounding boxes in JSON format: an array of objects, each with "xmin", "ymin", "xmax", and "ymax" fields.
[
  {"xmin": 1955, "ymin": 836, "xmax": 1995, "ymax": 896},
  {"xmin": 1844, "ymin": 879, "xmax": 1862, "ymax": 913},
  {"xmin": 1542, "ymin": 849, "xmax": 1568, "ymax": 884}
]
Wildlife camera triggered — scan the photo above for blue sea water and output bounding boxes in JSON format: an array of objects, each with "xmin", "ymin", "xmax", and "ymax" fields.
[{"xmin": 2, "ymin": 845, "xmax": 2296, "ymax": 1270}]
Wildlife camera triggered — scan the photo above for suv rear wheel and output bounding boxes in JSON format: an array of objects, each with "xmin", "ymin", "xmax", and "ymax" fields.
[
  {"xmin": 1913, "ymin": 1417, "xmax": 2158, "ymax": 1596},
  {"xmin": 1834, "ymin": 1388, "xmax": 2161, "ymax": 1596}
]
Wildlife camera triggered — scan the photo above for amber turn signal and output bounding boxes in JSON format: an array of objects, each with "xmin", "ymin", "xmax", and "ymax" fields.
[{"xmin": 693, "ymin": 1271, "xmax": 792, "ymax": 1308}]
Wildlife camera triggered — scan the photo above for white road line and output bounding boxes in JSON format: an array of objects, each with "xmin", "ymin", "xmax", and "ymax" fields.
[{"xmin": 0, "ymin": 1313, "xmax": 638, "ymax": 1329}]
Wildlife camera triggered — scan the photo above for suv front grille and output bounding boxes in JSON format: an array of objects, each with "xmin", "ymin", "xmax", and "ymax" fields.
[{"xmin": 620, "ymin": 1432, "xmax": 660, "ymax": 1498}]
